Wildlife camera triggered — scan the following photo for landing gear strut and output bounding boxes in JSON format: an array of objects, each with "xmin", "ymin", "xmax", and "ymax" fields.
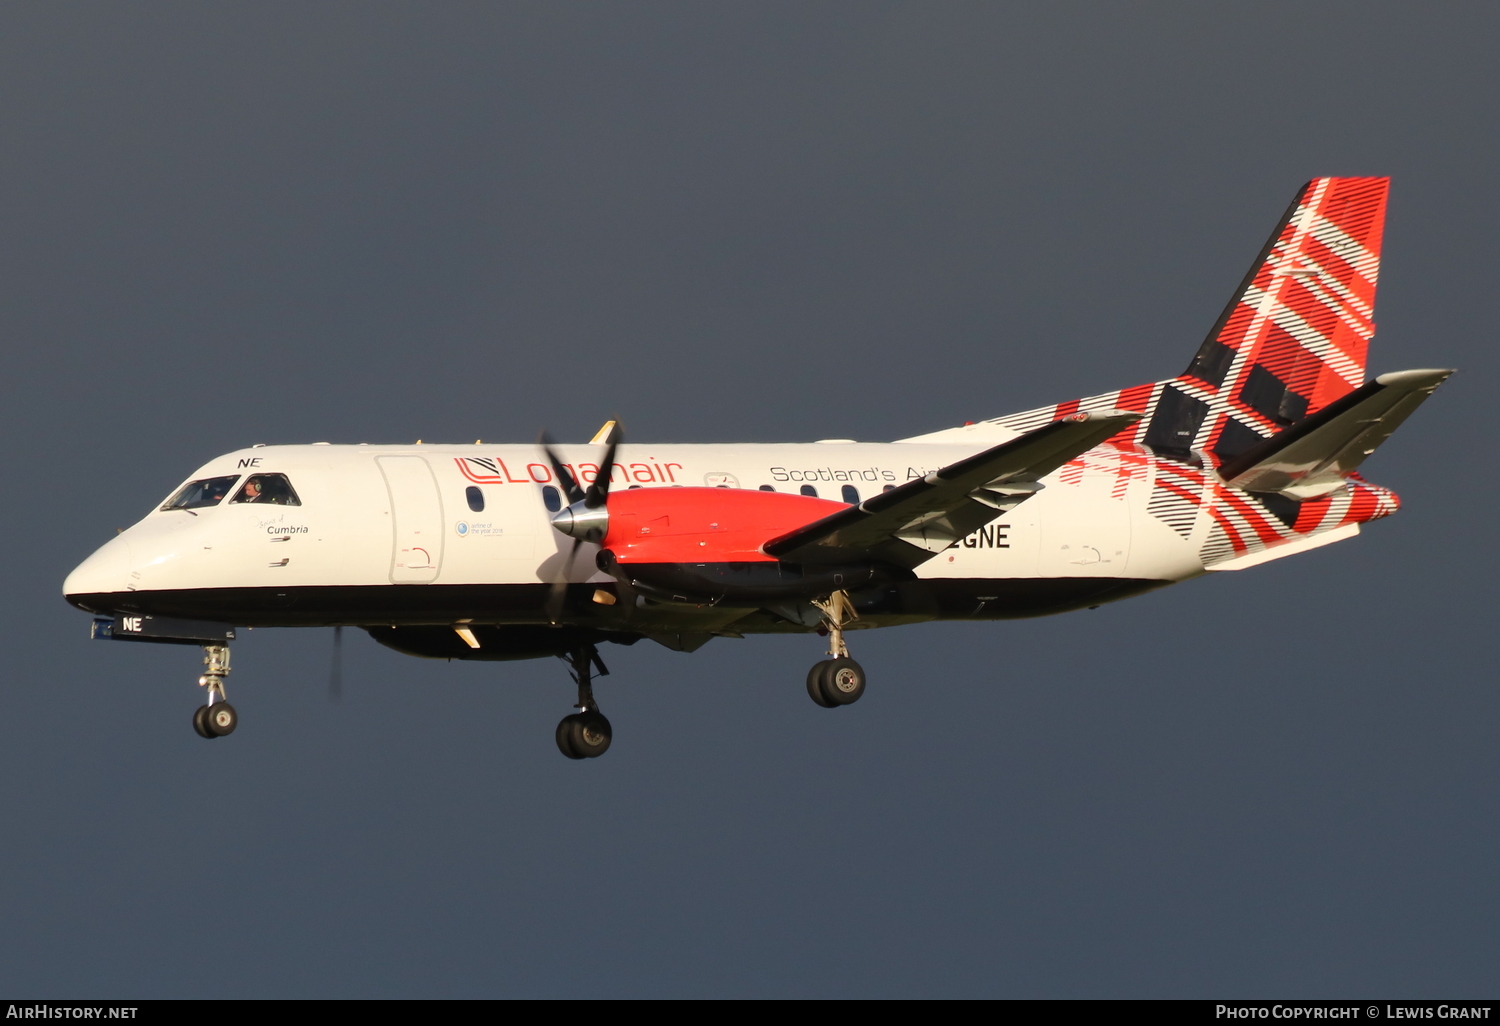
[
  {"xmin": 807, "ymin": 590, "xmax": 867, "ymax": 708},
  {"xmin": 556, "ymin": 644, "xmax": 612, "ymax": 759},
  {"xmin": 192, "ymin": 643, "xmax": 238, "ymax": 739}
]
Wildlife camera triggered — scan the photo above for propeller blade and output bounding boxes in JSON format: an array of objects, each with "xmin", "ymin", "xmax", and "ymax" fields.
[
  {"xmin": 537, "ymin": 431, "xmax": 586, "ymax": 506},
  {"xmin": 583, "ymin": 422, "xmax": 622, "ymax": 508},
  {"xmin": 329, "ymin": 625, "xmax": 343, "ymax": 703},
  {"xmin": 546, "ymin": 537, "xmax": 586, "ymax": 624}
]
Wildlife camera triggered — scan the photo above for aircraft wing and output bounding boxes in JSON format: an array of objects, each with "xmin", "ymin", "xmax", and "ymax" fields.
[
  {"xmin": 1219, "ymin": 368, "xmax": 1453, "ymax": 498},
  {"xmin": 763, "ymin": 411, "xmax": 1142, "ymax": 569}
]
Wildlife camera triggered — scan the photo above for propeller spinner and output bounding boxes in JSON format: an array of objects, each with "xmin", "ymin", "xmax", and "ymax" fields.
[{"xmin": 538, "ymin": 421, "xmax": 622, "ymax": 622}]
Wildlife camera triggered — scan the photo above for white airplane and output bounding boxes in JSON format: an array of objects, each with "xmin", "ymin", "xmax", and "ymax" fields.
[{"xmin": 65, "ymin": 176, "xmax": 1450, "ymax": 758}]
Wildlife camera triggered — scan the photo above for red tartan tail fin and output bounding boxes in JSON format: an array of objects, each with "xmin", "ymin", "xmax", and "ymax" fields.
[
  {"xmin": 1145, "ymin": 176, "xmax": 1389, "ymax": 461},
  {"xmin": 897, "ymin": 178, "xmax": 1392, "ymax": 458}
]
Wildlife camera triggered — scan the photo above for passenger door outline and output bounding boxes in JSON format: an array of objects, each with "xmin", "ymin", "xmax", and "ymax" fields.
[{"xmin": 377, "ymin": 456, "xmax": 445, "ymax": 584}]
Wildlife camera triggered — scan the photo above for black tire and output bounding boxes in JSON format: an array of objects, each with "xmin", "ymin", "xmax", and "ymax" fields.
[
  {"xmin": 567, "ymin": 712, "xmax": 612, "ymax": 757},
  {"xmin": 806, "ymin": 660, "xmax": 837, "ymax": 708},
  {"xmin": 192, "ymin": 705, "xmax": 216, "ymax": 739},
  {"xmin": 205, "ymin": 702, "xmax": 238, "ymax": 736},
  {"xmin": 823, "ymin": 657, "xmax": 866, "ymax": 705},
  {"xmin": 556, "ymin": 715, "xmax": 585, "ymax": 759}
]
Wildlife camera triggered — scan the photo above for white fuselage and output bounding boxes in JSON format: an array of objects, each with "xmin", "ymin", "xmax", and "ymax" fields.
[{"xmin": 64, "ymin": 437, "xmax": 1216, "ymax": 632}]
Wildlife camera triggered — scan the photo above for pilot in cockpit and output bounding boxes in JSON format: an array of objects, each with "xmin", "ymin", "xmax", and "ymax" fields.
[{"xmin": 231, "ymin": 474, "xmax": 300, "ymax": 506}]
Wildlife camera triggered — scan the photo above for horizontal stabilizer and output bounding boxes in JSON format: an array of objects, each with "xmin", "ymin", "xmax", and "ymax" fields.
[
  {"xmin": 1205, "ymin": 523, "xmax": 1360, "ymax": 572},
  {"xmin": 1219, "ymin": 368, "xmax": 1453, "ymax": 497},
  {"xmin": 766, "ymin": 411, "xmax": 1141, "ymax": 568}
]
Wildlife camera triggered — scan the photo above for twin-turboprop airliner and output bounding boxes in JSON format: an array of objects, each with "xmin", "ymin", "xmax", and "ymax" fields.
[{"xmin": 64, "ymin": 177, "xmax": 1451, "ymax": 758}]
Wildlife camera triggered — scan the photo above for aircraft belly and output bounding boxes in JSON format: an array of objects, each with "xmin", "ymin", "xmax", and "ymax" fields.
[{"xmin": 908, "ymin": 576, "xmax": 1168, "ymax": 619}]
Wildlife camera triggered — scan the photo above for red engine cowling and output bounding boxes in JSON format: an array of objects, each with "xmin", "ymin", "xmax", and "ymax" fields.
[
  {"xmin": 595, "ymin": 487, "xmax": 890, "ymax": 603},
  {"xmin": 601, "ymin": 487, "xmax": 846, "ymax": 564}
]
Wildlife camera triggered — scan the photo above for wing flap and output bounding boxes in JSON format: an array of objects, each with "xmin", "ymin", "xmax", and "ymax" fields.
[
  {"xmin": 764, "ymin": 411, "xmax": 1141, "ymax": 568},
  {"xmin": 1219, "ymin": 368, "xmax": 1453, "ymax": 497}
]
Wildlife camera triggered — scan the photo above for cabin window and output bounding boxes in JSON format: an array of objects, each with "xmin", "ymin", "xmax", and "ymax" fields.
[
  {"xmin": 466, "ymin": 486, "xmax": 485, "ymax": 513},
  {"xmin": 800, "ymin": 485, "xmax": 818, "ymax": 498},
  {"xmin": 841, "ymin": 485, "xmax": 860, "ymax": 504},
  {"xmin": 883, "ymin": 485, "xmax": 897, "ymax": 492},
  {"xmin": 542, "ymin": 485, "xmax": 562, "ymax": 512},
  {"xmin": 759, "ymin": 484, "xmax": 775, "ymax": 492},
  {"xmin": 162, "ymin": 475, "xmax": 239, "ymax": 510},
  {"xmin": 230, "ymin": 473, "xmax": 301, "ymax": 506}
]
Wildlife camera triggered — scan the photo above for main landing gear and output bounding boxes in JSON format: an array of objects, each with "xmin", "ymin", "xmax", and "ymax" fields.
[
  {"xmin": 192, "ymin": 643, "xmax": 238, "ymax": 739},
  {"xmin": 556, "ymin": 644, "xmax": 613, "ymax": 760},
  {"xmin": 806, "ymin": 590, "xmax": 867, "ymax": 708}
]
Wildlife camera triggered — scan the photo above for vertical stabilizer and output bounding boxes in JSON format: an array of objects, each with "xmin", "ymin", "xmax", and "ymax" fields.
[
  {"xmin": 1168, "ymin": 176, "xmax": 1389, "ymax": 461},
  {"xmin": 899, "ymin": 177, "xmax": 1392, "ymax": 461}
]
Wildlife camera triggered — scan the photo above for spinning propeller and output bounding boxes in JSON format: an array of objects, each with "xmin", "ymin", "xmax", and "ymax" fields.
[
  {"xmin": 538, "ymin": 421, "xmax": 622, "ymax": 623},
  {"xmin": 328, "ymin": 624, "xmax": 343, "ymax": 703}
]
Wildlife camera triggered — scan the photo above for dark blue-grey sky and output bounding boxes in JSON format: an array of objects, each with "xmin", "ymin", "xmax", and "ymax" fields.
[{"xmin": 1, "ymin": 2, "xmax": 1495, "ymax": 997}]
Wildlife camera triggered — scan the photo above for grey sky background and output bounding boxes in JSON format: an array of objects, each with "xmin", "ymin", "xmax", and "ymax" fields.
[{"xmin": 0, "ymin": 2, "xmax": 1495, "ymax": 997}]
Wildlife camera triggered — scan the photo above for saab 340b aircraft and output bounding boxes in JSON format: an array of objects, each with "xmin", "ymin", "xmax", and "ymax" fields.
[{"xmin": 64, "ymin": 177, "xmax": 1451, "ymax": 758}]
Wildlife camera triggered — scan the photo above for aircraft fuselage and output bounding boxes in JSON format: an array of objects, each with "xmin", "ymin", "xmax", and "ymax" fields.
[{"xmin": 64, "ymin": 435, "xmax": 1391, "ymax": 640}]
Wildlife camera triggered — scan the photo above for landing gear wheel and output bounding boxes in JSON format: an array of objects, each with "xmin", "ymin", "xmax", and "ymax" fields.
[
  {"xmin": 204, "ymin": 702, "xmax": 238, "ymax": 736},
  {"xmin": 806, "ymin": 661, "xmax": 837, "ymax": 708},
  {"xmin": 575, "ymin": 713, "xmax": 611, "ymax": 756},
  {"xmin": 822, "ymin": 657, "xmax": 866, "ymax": 705},
  {"xmin": 556, "ymin": 715, "xmax": 585, "ymax": 759},
  {"xmin": 192, "ymin": 705, "xmax": 217, "ymax": 739},
  {"xmin": 556, "ymin": 712, "xmax": 612, "ymax": 759}
]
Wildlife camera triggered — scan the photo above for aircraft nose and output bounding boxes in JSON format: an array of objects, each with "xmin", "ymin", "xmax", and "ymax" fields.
[{"xmin": 63, "ymin": 533, "xmax": 134, "ymax": 605}]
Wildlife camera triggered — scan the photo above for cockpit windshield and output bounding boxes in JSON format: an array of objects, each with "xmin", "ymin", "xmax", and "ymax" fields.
[
  {"xmin": 162, "ymin": 475, "xmax": 241, "ymax": 511},
  {"xmin": 230, "ymin": 473, "xmax": 301, "ymax": 506}
]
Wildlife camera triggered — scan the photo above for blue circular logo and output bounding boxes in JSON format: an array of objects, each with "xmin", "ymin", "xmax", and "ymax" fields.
[{"xmin": 455, "ymin": 521, "xmax": 469, "ymax": 536}]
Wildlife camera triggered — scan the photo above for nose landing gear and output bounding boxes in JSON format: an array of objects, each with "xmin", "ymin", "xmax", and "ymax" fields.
[
  {"xmin": 192, "ymin": 643, "xmax": 238, "ymax": 739},
  {"xmin": 556, "ymin": 644, "xmax": 612, "ymax": 759},
  {"xmin": 807, "ymin": 590, "xmax": 867, "ymax": 708}
]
